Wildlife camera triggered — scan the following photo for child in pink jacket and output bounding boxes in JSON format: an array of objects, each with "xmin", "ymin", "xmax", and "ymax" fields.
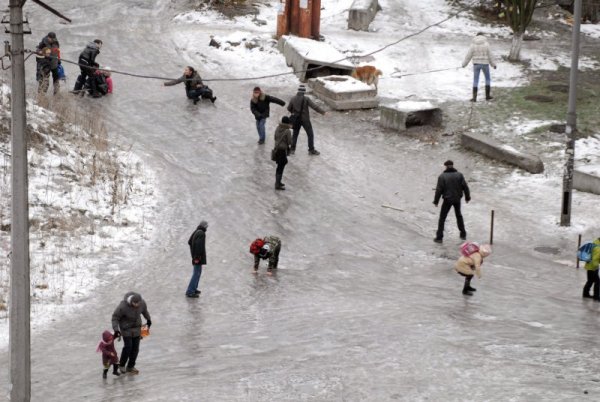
[
  {"xmin": 455, "ymin": 244, "xmax": 491, "ymax": 296},
  {"xmin": 96, "ymin": 330, "xmax": 121, "ymax": 378}
]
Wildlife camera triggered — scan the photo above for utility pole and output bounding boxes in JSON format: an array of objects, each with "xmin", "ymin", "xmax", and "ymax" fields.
[
  {"xmin": 8, "ymin": 0, "xmax": 31, "ymax": 400},
  {"xmin": 560, "ymin": 0, "xmax": 582, "ymax": 227}
]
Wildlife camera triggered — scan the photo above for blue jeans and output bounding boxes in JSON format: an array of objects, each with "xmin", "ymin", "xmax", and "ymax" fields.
[
  {"xmin": 256, "ymin": 118, "xmax": 266, "ymax": 141},
  {"xmin": 186, "ymin": 264, "xmax": 202, "ymax": 295},
  {"xmin": 473, "ymin": 64, "xmax": 491, "ymax": 88}
]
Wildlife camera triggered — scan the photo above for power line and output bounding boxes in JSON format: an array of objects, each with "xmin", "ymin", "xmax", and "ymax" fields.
[{"xmin": 20, "ymin": 5, "xmax": 468, "ymax": 83}]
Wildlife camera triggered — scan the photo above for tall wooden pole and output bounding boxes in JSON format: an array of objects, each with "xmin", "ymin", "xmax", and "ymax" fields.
[
  {"xmin": 289, "ymin": 0, "xmax": 300, "ymax": 35},
  {"xmin": 9, "ymin": 0, "xmax": 31, "ymax": 400}
]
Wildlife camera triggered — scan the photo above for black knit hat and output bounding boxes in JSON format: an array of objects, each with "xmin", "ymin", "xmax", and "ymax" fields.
[
  {"xmin": 253, "ymin": 86, "xmax": 261, "ymax": 92},
  {"xmin": 444, "ymin": 160, "xmax": 454, "ymax": 167},
  {"xmin": 47, "ymin": 32, "xmax": 56, "ymax": 39},
  {"xmin": 298, "ymin": 85, "xmax": 306, "ymax": 93},
  {"xmin": 282, "ymin": 116, "xmax": 291, "ymax": 125}
]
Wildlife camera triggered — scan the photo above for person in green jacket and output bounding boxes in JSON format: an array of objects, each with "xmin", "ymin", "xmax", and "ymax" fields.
[{"xmin": 583, "ymin": 238, "xmax": 600, "ymax": 300}]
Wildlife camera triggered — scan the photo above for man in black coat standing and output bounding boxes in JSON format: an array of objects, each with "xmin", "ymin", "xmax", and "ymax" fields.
[
  {"xmin": 186, "ymin": 221, "xmax": 208, "ymax": 298},
  {"xmin": 433, "ymin": 160, "xmax": 471, "ymax": 243},
  {"xmin": 250, "ymin": 86, "xmax": 285, "ymax": 144}
]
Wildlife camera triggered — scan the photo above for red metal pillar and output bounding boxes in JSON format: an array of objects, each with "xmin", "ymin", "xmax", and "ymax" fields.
[
  {"xmin": 290, "ymin": 0, "xmax": 300, "ymax": 35},
  {"xmin": 298, "ymin": 0, "xmax": 313, "ymax": 38},
  {"xmin": 311, "ymin": 0, "xmax": 321, "ymax": 39},
  {"xmin": 276, "ymin": 0, "xmax": 291, "ymax": 38}
]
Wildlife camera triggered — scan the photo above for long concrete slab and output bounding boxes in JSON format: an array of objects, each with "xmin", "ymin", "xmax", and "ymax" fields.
[
  {"xmin": 277, "ymin": 35, "xmax": 354, "ymax": 82},
  {"xmin": 574, "ymin": 167, "xmax": 600, "ymax": 195},
  {"xmin": 308, "ymin": 75, "xmax": 378, "ymax": 110},
  {"xmin": 348, "ymin": 0, "xmax": 379, "ymax": 31},
  {"xmin": 461, "ymin": 132, "xmax": 544, "ymax": 174}
]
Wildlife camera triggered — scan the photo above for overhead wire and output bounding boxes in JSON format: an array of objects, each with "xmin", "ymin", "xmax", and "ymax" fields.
[{"xmin": 18, "ymin": 4, "xmax": 469, "ymax": 83}]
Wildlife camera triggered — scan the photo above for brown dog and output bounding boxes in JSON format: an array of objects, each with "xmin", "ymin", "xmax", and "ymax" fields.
[{"xmin": 351, "ymin": 65, "xmax": 383, "ymax": 88}]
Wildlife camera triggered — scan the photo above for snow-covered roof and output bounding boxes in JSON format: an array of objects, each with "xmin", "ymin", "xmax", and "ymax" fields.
[{"xmin": 281, "ymin": 35, "xmax": 354, "ymax": 68}]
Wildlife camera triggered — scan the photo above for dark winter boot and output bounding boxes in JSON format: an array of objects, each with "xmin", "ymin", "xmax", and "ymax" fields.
[
  {"xmin": 583, "ymin": 291, "xmax": 593, "ymax": 299},
  {"xmin": 103, "ymin": 369, "xmax": 108, "ymax": 379},
  {"xmin": 275, "ymin": 174, "xmax": 285, "ymax": 190},
  {"xmin": 462, "ymin": 276, "xmax": 474, "ymax": 296},
  {"xmin": 210, "ymin": 96, "xmax": 217, "ymax": 103},
  {"xmin": 289, "ymin": 147, "xmax": 295, "ymax": 156},
  {"xmin": 113, "ymin": 364, "xmax": 121, "ymax": 376},
  {"xmin": 485, "ymin": 85, "xmax": 493, "ymax": 100},
  {"xmin": 471, "ymin": 87, "xmax": 478, "ymax": 102}
]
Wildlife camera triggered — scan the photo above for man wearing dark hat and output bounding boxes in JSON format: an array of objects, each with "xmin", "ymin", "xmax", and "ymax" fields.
[
  {"xmin": 250, "ymin": 86, "xmax": 285, "ymax": 144},
  {"xmin": 186, "ymin": 221, "xmax": 208, "ymax": 298},
  {"xmin": 287, "ymin": 85, "xmax": 326, "ymax": 155},
  {"xmin": 272, "ymin": 116, "xmax": 293, "ymax": 190},
  {"xmin": 433, "ymin": 160, "xmax": 471, "ymax": 243},
  {"xmin": 36, "ymin": 32, "xmax": 61, "ymax": 95},
  {"xmin": 111, "ymin": 291, "xmax": 151, "ymax": 374}
]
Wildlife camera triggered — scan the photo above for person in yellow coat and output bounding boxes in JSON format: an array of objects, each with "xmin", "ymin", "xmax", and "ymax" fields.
[{"xmin": 455, "ymin": 244, "xmax": 491, "ymax": 296}]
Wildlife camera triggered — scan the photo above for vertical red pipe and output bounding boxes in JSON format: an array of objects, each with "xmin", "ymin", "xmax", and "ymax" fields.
[
  {"xmin": 298, "ymin": 0, "xmax": 312, "ymax": 38},
  {"xmin": 276, "ymin": 0, "xmax": 291, "ymax": 38},
  {"xmin": 311, "ymin": 0, "xmax": 321, "ymax": 39},
  {"xmin": 290, "ymin": 0, "xmax": 300, "ymax": 35}
]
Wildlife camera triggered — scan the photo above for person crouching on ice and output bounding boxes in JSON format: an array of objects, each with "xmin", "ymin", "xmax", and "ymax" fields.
[
  {"xmin": 163, "ymin": 66, "xmax": 216, "ymax": 105},
  {"xmin": 96, "ymin": 330, "xmax": 120, "ymax": 379},
  {"xmin": 455, "ymin": 244, "xmax": 491, "ymax": 296},
  {"xmin": 250, "ymin": 236, "xmax": 281, "ymax": 275}
]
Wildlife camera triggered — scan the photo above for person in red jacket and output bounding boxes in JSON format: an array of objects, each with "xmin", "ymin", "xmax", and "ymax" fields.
[{"xmin": 96, "ymin": 330, "xmax": 120, "ymax": 378}]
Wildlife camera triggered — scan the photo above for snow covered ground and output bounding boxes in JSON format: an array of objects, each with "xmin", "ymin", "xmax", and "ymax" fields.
[
  {"xmin": 172, "ymin": 0, "xmax": 600, "ymax": 193},
  {"xmin": 0, "ymin": 83, "xmax": 157, "ymax": 348}
]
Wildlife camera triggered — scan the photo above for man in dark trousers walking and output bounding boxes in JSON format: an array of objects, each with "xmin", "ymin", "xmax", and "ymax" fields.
[
  {"xmin": 287, "ymin": 85, "xmax": 326, "ymax": 156},
  {"xmin": 433, "ymin": 160, "xmax": 470, "ymax": 243},
  {"xmin": 250, "ymin": 86, "xmax": 285, "ymax": 144},
  {"xmin": 186, "ymin": 220, "xmax": 208, "ymax": 298},
  {"xmin": 111, "ymin": 291, "xmax": 151, "ymax": 375}
]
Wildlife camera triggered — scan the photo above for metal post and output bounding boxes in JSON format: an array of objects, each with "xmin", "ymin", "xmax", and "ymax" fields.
[
  {"xmin": 311, "ymin": 0, "xmax": 321, "ymax": 39},
  {"xmin": 576, "ymin": 234, "xmax": 582, "ymax": 268},
  {"xmin": 276, "ymin": 0, "xmax": 291, "ymax": 39},
  {"xmin": 560, "ymin": 0, "xmax": 582, "ymax": 227},
  {"xmin": 298, "ymin": 0, "xmax": 312, "ymax": 38},
  {"xmin": 489, "ymin": 210, "xmax": 495, "ymax": 245},
  {"xmin": 9, "ymin": 0, "xmax": 31, "ymax": 400}
]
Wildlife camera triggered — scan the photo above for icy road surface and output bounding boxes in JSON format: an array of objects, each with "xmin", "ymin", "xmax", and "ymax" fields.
[{"xmin": 1, "ymin": 0, "xmax": 600, "ymax": 400}]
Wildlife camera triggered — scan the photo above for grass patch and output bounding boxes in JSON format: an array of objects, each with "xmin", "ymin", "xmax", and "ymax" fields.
[{"xmin": 482, "ymin": 68, "xmax": 600, "ymax": 138}]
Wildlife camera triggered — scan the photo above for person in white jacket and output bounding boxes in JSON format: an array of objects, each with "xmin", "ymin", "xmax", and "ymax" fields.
[{"xmin": 462, "ymin": 33, "xmax": 497, "ymax": 102}]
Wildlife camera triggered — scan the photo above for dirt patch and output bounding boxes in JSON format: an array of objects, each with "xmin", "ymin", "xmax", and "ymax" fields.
[
  {"xmin": 524, "ymin": 94, "xmax": 554, "ymax": 103},
  {"xmin": 548, "ymin": 84, "xmax": 569, "ymax": 93},
  {"xmin": 184, "ymin": 0, "xmax": 262, "ymax": 18}
]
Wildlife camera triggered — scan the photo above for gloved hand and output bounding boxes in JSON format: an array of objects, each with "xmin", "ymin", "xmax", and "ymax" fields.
[
  {"xmin": 113, "ymin": 331, "xmax": 121, "ymax": 338},
  {"xmin": 433, "ymin": 202, "xmax": 438, "ymax": 207},
  {"xmin": 146, "ymin": 320, "xmax": 152, "ymax": 329}
]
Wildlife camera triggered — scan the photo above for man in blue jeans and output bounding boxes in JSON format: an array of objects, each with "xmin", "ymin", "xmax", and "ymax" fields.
[
  {"xmin": 250, "ymin": 87, "xmax": 285, "ymax": 144},
  {"xmin": 186, "ymin": 220, "xmax": 208, "ymax": 298},
  {"xmin": 462, "ymin": 32, "xmax": 497, "ymax": 102}
]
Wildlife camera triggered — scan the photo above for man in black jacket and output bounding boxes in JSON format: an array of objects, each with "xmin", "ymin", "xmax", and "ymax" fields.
[
  {"xmin": 287, "ymin": 85, "xmax": 326, "ymax": 155},
  {"xmin": 111, "ymin": 291, "xmax": 151, "ymax": 375},
  {"xmin": 186, "ymin": 221, "xmax": 208, "ymax": 298},
  {"xmin": 73, "ymin": 39, "xmax": 102, "ymax": 94},
  {"xmin": 36, "ymin": 32, "xmax": 61, "ymax": 95},
  {"xmin": 250, "ymin": 86, "xmax": 285, "ymax": 144},
  {"xmin": 433, "ymin": 160, "xmax": 471, "ymax": 243}
]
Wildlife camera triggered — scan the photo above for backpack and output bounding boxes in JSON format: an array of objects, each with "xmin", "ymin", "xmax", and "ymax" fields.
[
  {"xmin": 578, "ymin": 242, "xmax": 597, "ymax": 263},
  {"xmin": 460, "ymin": 241, "xmax": 480, "ymax": 257},
  {"xmin": 249, "ymin": 238, "xmax": 265, "ymax": 255}
]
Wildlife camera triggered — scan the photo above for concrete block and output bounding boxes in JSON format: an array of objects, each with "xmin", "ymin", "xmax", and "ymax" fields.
[
  {"xmin": 380, "ymin": 101, "xmax": 443, "ymax": 131},
  {"xmin": 308, "ymin": 75, "xmax": 379, "ymax": 110},
  {"xmin": 461, "ymin": 132, "xmax": 544, "ymax": 174},
  {"xmin": 348, "ymin": 0, "xmax": 379, "ymax": 31},
  {"xmin": 277, "ymin": 36, "xmax": 354, "ymax": 82},
  {"xmin": 574, "ymin": 168, "xmax": 600, "ymax": 195}
]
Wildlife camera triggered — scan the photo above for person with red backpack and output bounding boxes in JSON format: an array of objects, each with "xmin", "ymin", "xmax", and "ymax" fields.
[
  {"xmin": 455, "ymin": 243, "xmax": 491, "ymax": 296},
  {"xmin": 250, "ymin": 236, "xmax": 281, "ymax": 274},
  {"xmin": 582, "ymin": 237, "xmax": 600, "ymax": 300}
]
